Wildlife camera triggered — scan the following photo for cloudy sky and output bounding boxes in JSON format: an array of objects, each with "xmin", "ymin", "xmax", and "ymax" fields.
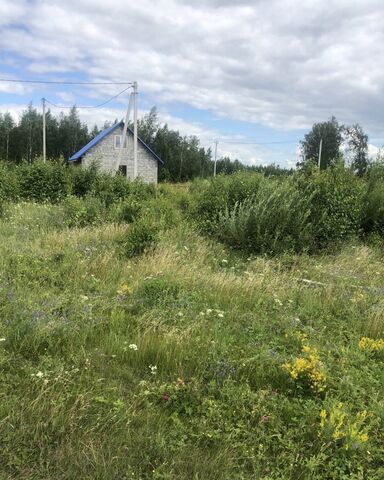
[{"xmin": 0, "ymin": 0, "xmax": 383, "ymax": 166}]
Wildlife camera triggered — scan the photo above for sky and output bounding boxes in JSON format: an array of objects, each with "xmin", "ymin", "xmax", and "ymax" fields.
[{"xmin": 0, "ymin": 0, "xmax": 383, "ymax": 167}]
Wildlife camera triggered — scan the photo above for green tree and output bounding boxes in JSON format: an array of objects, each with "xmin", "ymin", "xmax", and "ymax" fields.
[
  {"xmin": 344, "ymin": 123, "xmax": 369, "ymax": 176},
  {"xmin": 299, "ymin": 116, "xmax": 344, "ymax": 170}
]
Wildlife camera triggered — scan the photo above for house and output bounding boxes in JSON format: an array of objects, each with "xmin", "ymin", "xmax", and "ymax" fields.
[{"xmin": 68, "ymin": 121, "xmax": 163, "ymax": 183}]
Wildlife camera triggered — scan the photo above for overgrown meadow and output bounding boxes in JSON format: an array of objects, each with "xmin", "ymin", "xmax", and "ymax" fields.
[{"xmin": 0, "ymin": 161, "xmax": 384, "ymax": 479}]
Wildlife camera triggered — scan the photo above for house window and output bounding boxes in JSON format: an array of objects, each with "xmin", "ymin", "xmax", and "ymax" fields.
[
  {"xmin": 118, "ymin": 165, "xmax": 127, "ymax": 176},
  {"xmin": 114, "ymin": 135, "xmax": 128, "ymax": 149}
]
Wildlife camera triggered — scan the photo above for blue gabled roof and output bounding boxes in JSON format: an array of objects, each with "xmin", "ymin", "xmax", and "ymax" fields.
[{"xmin": 69, "ymin": 121, "xmax": 164, "ymax": 164}]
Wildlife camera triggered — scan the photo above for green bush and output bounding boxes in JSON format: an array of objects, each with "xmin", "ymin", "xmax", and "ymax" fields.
[
  {"xmin": 61, "ymin": 195, "xmax": 106, "ymax": 228},
  {"xmin": 142, "ymin": 195, "xmax": 181, "ymax": 230},
  {"xmin": 70, "ymin": 162, "xmax": 100, "ymax": 197},
  {"xmin": 190, "ymin": 172, "xmax": 264, "ymax": 234},
  {"xmin": 362, "ymin": 183, "xmax": 384, "ymax": 236},
  {"xmin": 123, "ymin": 217, "xmax": 159, "ymax": 257},
  {"xmin": 92, "ymin": 175, "xmax": 156, "ymax": 207},
  {"xmin": 112, "ymin": 198, "xmax": 142, "ymax": 223},
  {"xmin": 301, "ymin": 164, "xmax": 366, "ymax": 248},
  {"xmin": 218, "ymin": 178, "xmax": 313, "ymax": 254},
  {"xmin": 134, "ymin": 275, "xmax": 182, "ymax": 307},
  {"xmin": 17, "ymin": 160, "xmax": 72, "ymax": 203},
  {"xmin": 0, "ymin": 161, "xmax": 19, "ymax": 201}
]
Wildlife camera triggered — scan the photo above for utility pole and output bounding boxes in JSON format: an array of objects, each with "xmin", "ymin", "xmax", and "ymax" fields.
[
  {"xmin": 318, "ymin": 138, "xmax": 323, "ymax": 169},
  {"xmin": 213, "ymin": 140, "xmax": 218, "ymax": 177},
  {"xmin": 133, "ymin": 81, "xmax": 138, "ymax": 179},
  {"xmin": 42, "ymin": 98, "xmax": 46, "ymax": 163},
  {"xmin": 117, "ymin": 91, "xmax": 134, "ymax": 174}
]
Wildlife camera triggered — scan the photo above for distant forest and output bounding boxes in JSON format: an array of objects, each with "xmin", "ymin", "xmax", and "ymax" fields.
[{"xmin": 0, "ymin": 104, "xmax": 290, "ymax": 182}]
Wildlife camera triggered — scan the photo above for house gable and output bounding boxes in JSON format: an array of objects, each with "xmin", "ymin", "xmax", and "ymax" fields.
[{"xmin": 68, "ymin": 122, "xmax": 163, "ymax": 184}]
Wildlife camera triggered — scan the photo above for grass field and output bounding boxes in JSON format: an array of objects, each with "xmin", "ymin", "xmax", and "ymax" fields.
[{"xmin": 1, "ymin": 199, "xmax": 384, "ymax": 479}]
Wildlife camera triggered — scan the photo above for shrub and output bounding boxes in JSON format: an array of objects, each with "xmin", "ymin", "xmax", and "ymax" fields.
[
  {"xmin": 142, "ymin": 195, "xmax": 181, "ymax": 230},
  {"xmin": 362, "ymin": 183, "xmax": 384, "ymax": 236},
  {"xmin": 134, "ymin": 275, "xmax": 182, "ymax": 307},
  {"xmin": 92, "ymin": 175, "xmax": 156, "ymax": 207},
  {"xmin": 70, "ymin": 162, "xmax": 100, "ymax": 197},
  {"xmin": 300, "ymin": 164, "xmax": 367, "ymax": 248},
  {"xmin": 61, "ymin": 195, "xmax": 106, "ymax": 228},
  {"xmin": 190, "ymin": 172, "xmax": 264, "ymax": 234},
  {"xmin": 0, "ymin": 161, "xmax": 19, "ymax": 201},
  {"xmin": 17, "ymin": 160, "xmax": 72, "ymax": 203},
  {"xmin": 112, "ymin": 198, "xmax": 142, "ymax": 223},
  {"xmin": 218, "ymin": 178, "xmax": 313, "ymax": 254},
  {"xmin": 123, "ymin": 217, "xmax": 159, "ymax": 257}
]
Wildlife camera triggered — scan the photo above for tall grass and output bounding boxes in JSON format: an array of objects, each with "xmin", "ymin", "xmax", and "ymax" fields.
[{"xmin": 0, "ymin": 199, "xmax": 384, "ymax": 478}]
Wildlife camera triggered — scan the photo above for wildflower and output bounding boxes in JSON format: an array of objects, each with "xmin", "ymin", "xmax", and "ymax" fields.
[
  {"xmin": 217, "ymin": 312, "xmax": 224, "ymax": 318},
  {"xmin": 149, "ymin": 365, "xmax": 157, "ymax": 375},
  {"xmin": 358, "ymin": 337, "xmax": 384, "ymax": 353},
  {"xmin": 318, "ymin": 404, "xmax": 370, "ymax": 450},
  {"xmin": 31, "ymin": 371, "xmax": 44, "ymax": 378},
  {"xmin": 221, "ymin": 259, "xmax": 228, "ymax": 264},
  {"xmin": 162, "ymin": 393, "xmax": 170, "ymax": 401},
  {"xmin": 0, "ymin": 338, "xmax": 5, "ymax": 342},
  {"xmin": 282, "ymin": 342, "xmax": 326, "ymax": 393},
  {"xmin": 129, "ymin": 344, "xmax": 138, "ymax": 351},
  {"xmin": 176, "ymin": 378, "xmax": 185, "ymax": 387},
  {"xmin": 117, "ymin": 284, "xmax": 133, "ymax": 296}
]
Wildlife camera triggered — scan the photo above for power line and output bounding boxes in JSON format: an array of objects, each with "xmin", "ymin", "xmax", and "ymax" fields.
[
  {"xmin": 44, "ymin": 86, "xmax": 132, "ymax": 109},
  {"xmin": 219, "ymin": 139, "xmax": 300, "ymax": 145},
  {"xmin": 0, "ymin": 78, "xmax": 132, "ymax": 85}
]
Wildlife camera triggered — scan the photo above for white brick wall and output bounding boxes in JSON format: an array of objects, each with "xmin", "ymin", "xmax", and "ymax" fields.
[{"xmin": 81, "ymin": 126, "xmax": 158, "ymax": 184}]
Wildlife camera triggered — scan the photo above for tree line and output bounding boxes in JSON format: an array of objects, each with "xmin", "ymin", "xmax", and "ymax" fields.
[
  {"xmin": 0, "ymin": 103, "xmax": 376, "ymax": 181},
  {"xmin": 0, "ymin": 104, "xmax": 292, "ymax": 181}
]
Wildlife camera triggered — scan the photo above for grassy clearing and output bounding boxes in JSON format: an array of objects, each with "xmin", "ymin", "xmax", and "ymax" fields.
[{"xmin": 1, "ymin": 200, "xmax": 384, "ymax": 479}]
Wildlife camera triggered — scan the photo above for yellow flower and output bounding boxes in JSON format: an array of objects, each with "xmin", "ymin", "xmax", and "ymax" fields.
[
  {"xmin": 117, "ymin": 283, "xmax": 133, "ymax": 296},
  {"xmin": 358, "ymin": 337, "xmax": 384, "ymax": 353}
]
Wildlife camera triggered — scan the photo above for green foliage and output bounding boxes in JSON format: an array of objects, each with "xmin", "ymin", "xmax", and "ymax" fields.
[
  {"xmin": 0, "ymin": 161, "xmax": 19, "ymax": 201},
  {"xmin": 302, "ymin": 164, "xmax": 366, "ymax": 248},
  {"xmin": 362, "ymin": 183, "xmax": 384, "ymax": 236},
  {"xmin": 134, "ymin": 275, "xmax": 182, "ymax": 308},
  {"xmin": 299, "ymin": 116, "xmax": 344, "ymax": 170},
  {"xmin": 0, "ymin": 201, "xmax": 384, "ymax": 478},
  {"xmin": 122, "ymin": 217, "xmax": 159, "ymax": 257},
  {"xmin": 218, "ymin": 178, "xmax": 313, "ymax": 254},
  {"xmin": 61, "ymin": 195, "xmax": 106, "ymax": 227},
  {"xmin": 192, "ymin": 165, "xmax": 370, "ymax": 254},
  {"xmin": 190, "ymin": 172, "xmax": 264, "ymax": 234},
  {"xmin": 17, "ymin": 160, "xmax": 72, "ymax": 203},
  {"xmin": 112, "ymin": 198, "xmax": 142, "ymax": 223}
]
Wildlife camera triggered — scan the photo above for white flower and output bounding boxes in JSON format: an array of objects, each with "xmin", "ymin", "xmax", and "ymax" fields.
[
  {"xmin": 32, "ymin": 371, "xmax": 44, "ymax": 378},
  {"xmin": 221, "ymin": 259, "xmax": 228, "ymax": 264},
  {"xmin": 217, "ymin": 313, "xmax": 224, "ymax": 318},
  {"xmin": 0, "ymin": 338, "xmax": 5, "ymax": 342},
  {"xmin": 129, "ymin": 344, "xmax": 138, "ymax": 351},
  {"xmin": 149, "ymin": 365, "xmax": 157, "ymax": 375}
]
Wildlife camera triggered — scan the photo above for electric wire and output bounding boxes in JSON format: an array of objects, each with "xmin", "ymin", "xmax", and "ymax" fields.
[
  {"xmin": 216, "ymin": 139, "xmax": 300, "ymax": 145},
  {"xmin": 44, "ymin": 86, "xmax": 132, "ymax": 109},
  {"xmin": 0, "ymin": 78, "xmax": 132, "ymax": 85}
]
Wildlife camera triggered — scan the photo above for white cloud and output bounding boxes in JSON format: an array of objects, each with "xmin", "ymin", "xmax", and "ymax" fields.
[{"xmin": 1, "ymin": 0, "xmax": 384, "ymax": 165}]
